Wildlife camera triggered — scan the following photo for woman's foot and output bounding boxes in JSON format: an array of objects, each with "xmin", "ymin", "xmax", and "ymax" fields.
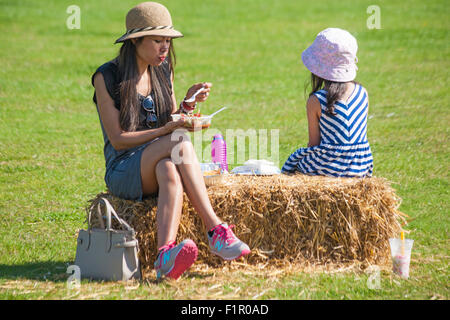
[
  {"xmin": 207, "ymin": 223, "xmax": 251, "ymax": 260},
  {"xmin": 154, "ymin": 239, "xmax": 198, "ymax": 280}
]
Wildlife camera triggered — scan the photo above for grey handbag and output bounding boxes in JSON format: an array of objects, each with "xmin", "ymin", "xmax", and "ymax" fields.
[{"xmin": 74, "ymin": 197, "xmax": 141, "ymax": 281}]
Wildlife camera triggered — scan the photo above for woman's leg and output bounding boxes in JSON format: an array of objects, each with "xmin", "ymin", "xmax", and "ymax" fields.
[
  {"xmin": 140, "ymin": 133, "xmax": 221, "ymax": 242},
  {"xmin": 149, "ymin": 157, "xmax": 198, "ymax": 280},
  {"xmin": 168, "ymin": 137, "xmax": 250, "ymax": 261},
  {"xmin": 154, "ymin": 158, "xmax": 184, "ymax": 248},
  {"xmin": 141, "ymin": 132, "xmax": 250, "ymax": 263},
  {"xmin": 172, "ymin": 139, "xmax": 222, "ymax": 231}
]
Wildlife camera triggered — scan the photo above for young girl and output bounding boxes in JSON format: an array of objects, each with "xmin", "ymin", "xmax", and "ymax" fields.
[
  {"xmin": 282, "ymin": 28, "xmax": 373, "ymax": 177},
  {"xmin": 92, "ymin": 2, "xmax": 250, "ymax": 280}
]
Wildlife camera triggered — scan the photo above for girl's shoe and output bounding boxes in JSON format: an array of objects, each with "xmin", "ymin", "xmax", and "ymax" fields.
[
  {"xmin": 154, "ymin": 239, "xmax": 198, "ymax": 280},
  {"xmin": 207, "ymin": 223, "xmax": 251, "ymax": 260}
]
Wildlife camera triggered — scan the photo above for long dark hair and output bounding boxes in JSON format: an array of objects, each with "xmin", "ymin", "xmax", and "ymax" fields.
[
  {"xmin": 307, "ymin": 73, "xmax": 353, "ymax": 115},
  {"xmin": 117, "ymin": 38, "xmax": 176, "ymax": 132}
]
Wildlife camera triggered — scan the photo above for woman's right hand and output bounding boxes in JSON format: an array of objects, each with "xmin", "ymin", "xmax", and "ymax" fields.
[{"xmin": 184, "ymin": 82, "xmax": 212, "ymax": 107}]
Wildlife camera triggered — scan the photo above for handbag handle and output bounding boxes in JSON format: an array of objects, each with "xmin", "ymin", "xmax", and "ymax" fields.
[
  {"xmin": 98, "ymin": 197, "xmax": 134, "ymax": 233},
  {"xmin": 96, "ymin": 197, "xmax": 136, "ymax": 253}
]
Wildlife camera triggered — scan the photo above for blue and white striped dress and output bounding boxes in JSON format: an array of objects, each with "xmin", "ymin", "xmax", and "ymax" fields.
[{"xmin": 282, "ymin": 83, "xmax": 373, "ymax": 177}]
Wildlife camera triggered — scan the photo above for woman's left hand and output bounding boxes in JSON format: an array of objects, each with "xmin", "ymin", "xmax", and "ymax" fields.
[{"xmin": 185, "ymin": 82, "xmax": 212, "ymax": 106}]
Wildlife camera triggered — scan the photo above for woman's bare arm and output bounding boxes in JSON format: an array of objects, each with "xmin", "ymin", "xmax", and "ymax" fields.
[{"xmin": 93, "ymin": 72, "xmax": 182, "ymax": 151}]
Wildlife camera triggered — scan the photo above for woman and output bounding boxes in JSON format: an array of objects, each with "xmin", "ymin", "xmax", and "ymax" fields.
[{"xmin": 92, "ymin": 2, "xmax": 250, "ymax": 280}]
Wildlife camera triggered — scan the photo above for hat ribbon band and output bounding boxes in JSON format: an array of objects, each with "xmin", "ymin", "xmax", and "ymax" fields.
[{"xmin": 125, "ymin": 25, "xmax": 174, "ymax": 36}]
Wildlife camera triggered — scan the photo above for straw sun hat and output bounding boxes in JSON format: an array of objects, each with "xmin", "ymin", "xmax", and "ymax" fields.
[
  {"xmin": 115, "ymin": 2, "xmax": 183, "ymax": 43},
  {"xmin": 301, "ymin": 28, "xmax": 358, "ymax": 82}
]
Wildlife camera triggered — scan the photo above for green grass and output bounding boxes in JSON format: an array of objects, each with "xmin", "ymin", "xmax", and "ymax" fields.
[{"xmin": 0, "ymin": 0, "xmax": 448, "ymax": 299}]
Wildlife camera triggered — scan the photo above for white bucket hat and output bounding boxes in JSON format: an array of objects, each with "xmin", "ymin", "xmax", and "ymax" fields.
[{"xmin": 301, "ymin": 28, "xmax": 358, "ymax": 82}]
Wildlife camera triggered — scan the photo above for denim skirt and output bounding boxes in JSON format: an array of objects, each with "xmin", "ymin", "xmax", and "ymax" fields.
[{"xmin": 105, "ymin": 140, "xmax": 156, "ymax": 201}]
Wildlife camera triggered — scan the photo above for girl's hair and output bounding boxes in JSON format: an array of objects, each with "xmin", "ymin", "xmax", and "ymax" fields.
[
  {"xmin": 307, "ymin": 73, "xmax": 353, "ymax": 115},
  {"xmin": 117, "ymin": 38, "xmax": 176, "ymax": 132}
]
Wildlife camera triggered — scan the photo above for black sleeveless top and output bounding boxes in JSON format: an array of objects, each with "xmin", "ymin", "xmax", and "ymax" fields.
[
  {"xmin": 91, "ymin": 58, "xmax": 172, "ymax": 131},
  {"xmin": 91, "ymin": 58, "xmax": 173, "ymax": 176}
]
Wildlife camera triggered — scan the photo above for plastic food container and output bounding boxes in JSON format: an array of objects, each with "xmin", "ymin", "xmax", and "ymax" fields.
[
  {"xmin": 171, "ymin": 114, "xmax": 212, "ymax": 129},
  {"xmin": 203, "ymin": 174, "xmax": 223, "ymax": 187},
  {"xmin": 199, "ymin": 163, "xmax": 223, "ymax": 186}
]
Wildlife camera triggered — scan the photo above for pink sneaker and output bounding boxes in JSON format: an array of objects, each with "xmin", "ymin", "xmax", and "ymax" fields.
[
  {"xmin": 154, "ymin": 239, "xmax": 198, "ymax": 280},
  {"xmin": 207, "ymin": 223, "xmax": 251, "ymax": 260}
]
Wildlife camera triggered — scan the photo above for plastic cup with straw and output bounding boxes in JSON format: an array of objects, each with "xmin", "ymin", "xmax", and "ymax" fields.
[{"xmin": 389, "ymin": 231, "xmax": 414, "ymax": 279}]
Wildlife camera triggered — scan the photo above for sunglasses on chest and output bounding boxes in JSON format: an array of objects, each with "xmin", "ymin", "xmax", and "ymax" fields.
[{"xmin": 141, "ymin": 95, "xmax": 157, "ymax": 128}]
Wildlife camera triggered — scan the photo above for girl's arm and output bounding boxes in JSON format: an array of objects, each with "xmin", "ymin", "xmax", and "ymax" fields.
[
  {"xmin": 306, "ymin": 95, "xmax": 321, "ymax": 147},
  {"xmin": 93, "ymin": 73, "xmax": 183, "ymax": 151}
]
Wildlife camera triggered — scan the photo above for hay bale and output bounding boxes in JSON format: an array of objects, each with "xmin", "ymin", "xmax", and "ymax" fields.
[{"xmin": 86, "ymin": 174, "xmax": 405, "ymax": 279}]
